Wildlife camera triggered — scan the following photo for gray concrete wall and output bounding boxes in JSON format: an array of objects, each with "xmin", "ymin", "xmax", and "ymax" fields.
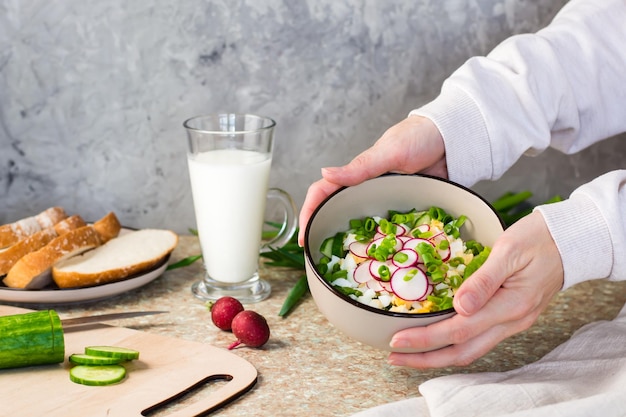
[{"xmin": 1, "ymin": 0, "xmax": 623, "ymax": 231}]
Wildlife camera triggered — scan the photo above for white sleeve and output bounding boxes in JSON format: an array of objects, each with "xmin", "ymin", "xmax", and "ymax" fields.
[
  {"xmin": 410, "ymin": 0, "xmax": 626, "ymax": 187},
  {"xmin": 534, "ymin": 171, "xmax": 626, "ymax": 288},
  {"xmin": 410, "ymin": 0, "xmax": 626, "ymax": 287}
]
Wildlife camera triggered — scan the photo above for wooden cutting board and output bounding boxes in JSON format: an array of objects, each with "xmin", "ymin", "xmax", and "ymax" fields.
[{"xmin": 0, "ymin": 306, "xmax": 258, "ymax": 417}]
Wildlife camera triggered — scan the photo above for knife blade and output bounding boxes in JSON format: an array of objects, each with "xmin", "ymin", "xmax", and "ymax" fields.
[{"xmin": 61, "ymin": 310, "xmax": 168, "ymax": 327}]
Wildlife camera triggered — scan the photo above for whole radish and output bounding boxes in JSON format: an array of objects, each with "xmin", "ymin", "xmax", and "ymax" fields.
[
  {"xmin": 210, "ymin": 296, "xmax": 244, "ymax": 331},
  {"xmin": 228, "ymin": 310, "xmax": 270, "ymax": 349}
]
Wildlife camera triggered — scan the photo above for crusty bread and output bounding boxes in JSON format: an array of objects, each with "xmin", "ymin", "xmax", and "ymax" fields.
[
  {"xmin": 0, "ymin": 228, "xmax": 58, "ymax": 276},
  {"xmin": 0, "ymin": 215, "xmax": 88, "ymax": 277},
  {"xmin": 52, "ymin": 229, "xmax": 178, "ymax": 289},
  {"xmin": 0, "ymin": 207, "xmax": 68, "ymax": 249},
  {"xmin": 92, "ymin": 212, "xmax": 121, "ymax": 243},
  {"xmin": 3, "ymin": 226, "xmax": 102, "ymax": 289},
  {"xmin": 35, "ymin": 207, "xmax": 68, "ymax": 229},
  {"xmin": 53, "ymin": 215, "xmax": 87, "ymax": 235}
]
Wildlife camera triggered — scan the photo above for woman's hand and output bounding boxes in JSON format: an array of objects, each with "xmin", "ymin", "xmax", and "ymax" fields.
[
  {"xmin": 298, "ymin": 115, "xmax": 447, "ymax": 245},
  {"xmin": 387, "ymin": 211, "xmax": 564, "ymax": 368}
]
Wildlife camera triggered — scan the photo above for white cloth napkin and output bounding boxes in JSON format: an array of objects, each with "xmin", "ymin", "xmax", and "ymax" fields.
[{"xmin": 352, "ymin": 303, "xmax": 626, "ymax": 417}]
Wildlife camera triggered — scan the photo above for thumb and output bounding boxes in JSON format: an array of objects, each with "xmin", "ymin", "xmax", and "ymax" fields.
[{"xmin": 454, "ymin": 248, "xmax": 509, "ymax": 316}]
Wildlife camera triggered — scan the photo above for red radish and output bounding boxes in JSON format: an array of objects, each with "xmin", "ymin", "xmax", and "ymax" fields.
[
  {"xmin": 353, "ymin": 260, "xmax": 374, "ymax": 284},
  {"xmin": 418, "ymin": 284, "xmax": 434, "ymax": 301},
  {"xmin": 392, "ymin": 248, "xmax": 419, "ymax": 268},
  {"xmin": 411, "ymin": 224, "xmax": 430, "ymax": 234},
  {"xmin": 366, "ymin": 279, "xmax": 386, "ymax": 292},
  {"xmin": 210, "ymin": 296, "xmax": 244, "ymax": 331},
  {"xmin": 228, "ymin": 310, "xmax": 270, "ymax": 349},
  {"xmin": 397, "ymin": 235, "xmax": 411, "ymax": 244},
  {"xmin": 349, "ymin": 241, "xmax": 369, "ymax": 258},
  {"xmin": 402, "ymin": 237, "xmax": 434, "ymax": 251},
  {"xmin": 369, "ymin": 260, "xmax": 397, "ymax": 281},
  {"xmin": 438, "ymin": 246, "xmax": 451, "ymax": 262},
  {"xmin": 379, "ymin": 281, "xmax": 392, "ymax": 292},
  {"xmin": 377, "ymin": 223, "xmax": 407, "ymax": 236},
  {"xmin": 430, "ymin": 233, "xmax": 451, "ymax": 261},
  {"xmin": 366, "ymin": 236, "xmax": 402, "ymax": 258},
  {"xmin": 390, "ymin": 267, "xmax": 429, "ymax": 301}
]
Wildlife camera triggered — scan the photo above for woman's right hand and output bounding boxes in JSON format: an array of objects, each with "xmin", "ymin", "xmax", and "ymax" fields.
[{"xmin": 298, "ymin": 115, "xmax": 448, "ymax": 245}]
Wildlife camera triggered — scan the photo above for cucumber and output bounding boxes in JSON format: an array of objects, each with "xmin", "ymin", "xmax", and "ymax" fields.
[
  {"xmin": 69, "ymin": 353, "xmax": 124, "ymax": 366},
  {"xmin": 319, "ymin": 236, "xmax": 334, "ymax": 258},
  {"xmin": 69, "ymin": 365, "xmax": 127, "ymax": 386},
  {"xmin": 84, "ymin": 346, "xmax": 140, "ymax": 360},
  {"xmin": 330, "ymin": 232, "xmax": 346, "ymax": 257},
  {"xmin": 0, "ymin": 310, "xmax": 65, "ymax": 369}
]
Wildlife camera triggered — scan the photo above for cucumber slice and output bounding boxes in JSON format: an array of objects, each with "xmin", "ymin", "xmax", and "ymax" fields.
[
  {"xmin": 319, "ymin": 236, "xmax": 334, "ymax": 258},
  {"xmin": 69, "ymin": 365, "xmax": 127, "ymax": 386},
  {"xmin": 69, "ymin": 353, "xmax": 123, "ymax": 365},
  {"xmin": 84, "ymin": 346, "xmax": 140, "ymax": 360},
  {"xmin": 331, "ymin": 232, "xmax": 346, "ymax": 257}
]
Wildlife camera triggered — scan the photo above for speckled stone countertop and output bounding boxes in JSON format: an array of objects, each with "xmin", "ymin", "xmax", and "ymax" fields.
[{"xmin": 10, "ymin": 235, "xmax": 626, "ymax": 416}]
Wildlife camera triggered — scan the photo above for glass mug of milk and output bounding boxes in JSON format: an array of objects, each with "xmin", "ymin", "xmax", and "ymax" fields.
[{"xmin": 184, "ymin": 113, "xmax": 297, "ymax": 303}]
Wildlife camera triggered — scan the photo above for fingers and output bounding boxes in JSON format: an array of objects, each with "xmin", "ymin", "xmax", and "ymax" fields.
[
  {"xmin": 453, "ymin": 244, "xmax": 512, "ymax": 316},
  {"xmin": 298, "ymin": 116, "xmax": 447, "ymax": 246},
  {"xmin": 388, "ymin": 286, "xmax": 539, "ymax": 368},
  {"xmin": 321, "ymin": 146, "xmax": 407, "ymax": 187},
  {"xmin": 386, "ymin": 213, "xmax": 564, "ymax": 369},
  {"xmin": 388, "ymin": 322, "xmax": 510, "ymax": 369},
  {"xmin": 297, "ymin": 178, "xmax": 343, "ymax": 245}
]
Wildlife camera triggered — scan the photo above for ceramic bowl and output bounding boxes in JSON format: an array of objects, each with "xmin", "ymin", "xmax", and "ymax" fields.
[{"xmin": 303, "ymin": 174, "xmax": 505, "ymax": 352}]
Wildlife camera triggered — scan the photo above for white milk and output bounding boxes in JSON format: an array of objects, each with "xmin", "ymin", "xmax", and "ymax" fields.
[{"xmin": 187, "ymin": 149, "xmax": 272, "ymax": 283}]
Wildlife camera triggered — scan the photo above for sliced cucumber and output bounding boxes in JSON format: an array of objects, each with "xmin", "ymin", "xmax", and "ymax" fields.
[
  {"xmin": 69, "ymin": 353, "xmax": 123, "ymax": 366},
  {"xmin": 319, "ymin": 236, "xmax": 334, "ymax": 258},
  {"xmin": 84, "ymin": 346, "xmax": 140, "ymax": 360},
  {"xmin": 331, "ymin": 232, "xmax": 346, "ymax": 257},
  {"xmin": 69, "ymin": 364, "xmax": 127, "ymax": 386}
]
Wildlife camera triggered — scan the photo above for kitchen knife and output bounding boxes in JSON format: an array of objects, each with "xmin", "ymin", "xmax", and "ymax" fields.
[{"xmin": 61, "ymin": 310, "xmax": 168, "ymax": 327}]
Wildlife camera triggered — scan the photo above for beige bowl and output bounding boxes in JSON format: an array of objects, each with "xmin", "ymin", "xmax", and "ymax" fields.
[{"xmin": 304, "ymin": 174, "xmax": 505, "ymax": 352}]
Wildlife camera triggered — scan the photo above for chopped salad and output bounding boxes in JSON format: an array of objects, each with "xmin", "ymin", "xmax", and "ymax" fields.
[{"xmin": 315, "ymin": 206, "xmax": 491, "ymax": 313}]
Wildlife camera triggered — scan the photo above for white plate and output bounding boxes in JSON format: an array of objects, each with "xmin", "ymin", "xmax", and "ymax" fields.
[{"xmin": 0, "ymin": 260, "xmax": 168, "ymax": 305}]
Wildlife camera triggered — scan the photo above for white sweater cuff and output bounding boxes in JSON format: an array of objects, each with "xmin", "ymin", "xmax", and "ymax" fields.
[
  {"xmin": 409, "ymin": 85, "xmax": 493, "ymax": 188},
  {"xmin": 534, "ymin": 195, "xmax": 612, "ymax": 290}
]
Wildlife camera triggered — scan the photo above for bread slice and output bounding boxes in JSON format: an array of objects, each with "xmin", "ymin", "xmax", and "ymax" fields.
[
  {"xmin": 0, "ymin": 207, "xmax": 68, "ymax": 249},
  {"xmin": 3, "ymin": 226, "xmax": 102, "ymax": 289},
  {"xmin": 53, "ymin": 215, "xmax": 87, "ymax": 235},
  {"xmin": 0, "ymin": 215, "xmax": 88, "ymax": 277},
  {"xmin": 0, "ymin": 228, "xmax": 58, "ymax": 277},
  {"xmin": 52, "ymin": 229, "xmax": 178, "ymax": 289},
  {"xmin": 0, "ymin": 228, "xmax": 58, "ymax": 276},
  {"xmin": 35, "ymin": 207, "xmax": 68, "ymax": 229},
  {"xmin": 92, "ymin": 212, "xmax": 121, "ymax": 243}
]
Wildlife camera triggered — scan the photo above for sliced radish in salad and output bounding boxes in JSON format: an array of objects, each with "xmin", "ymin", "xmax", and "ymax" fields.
[
  {"xmin": 377, "ymin": 223, "xmax": 407, "ymax": 236},
  {"xmin": 390, "ymin": 267, "xmax": 430, "ymax": 301},
  {"xmin": 353, "ymin": 260, "xmax": 374, "ymax": 284},
  {"xmin": 379, "ymin": 280, "xmax": 392, "ymax": 292},
  {"xmin": 392, "ymin": 248, "xmax": 419, "ymax": 268},
  {"xmin": 349, "ymin": 241, "xmax": 369, "ymax": 258},
  {"xmin": 368, "ymin": 260, "xmax": 397, "ymax": 281},
  {"xmin": 412, "ymin": 224, "xmax": 430, "ymax": 234},
  {"xmin": 366, "ymin": 236, "xmax": 403, "ymax": 258},
  {"xmin": 402, "ymin": 237, "xmax": 434, "ymax": 251},
  {"xmin": 366, "ymin": 279, "xmax": 386, "ymax": 292},
  {"xmin": 430, "ymin": 233, "xmax": 451, "ymax": 261}
]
